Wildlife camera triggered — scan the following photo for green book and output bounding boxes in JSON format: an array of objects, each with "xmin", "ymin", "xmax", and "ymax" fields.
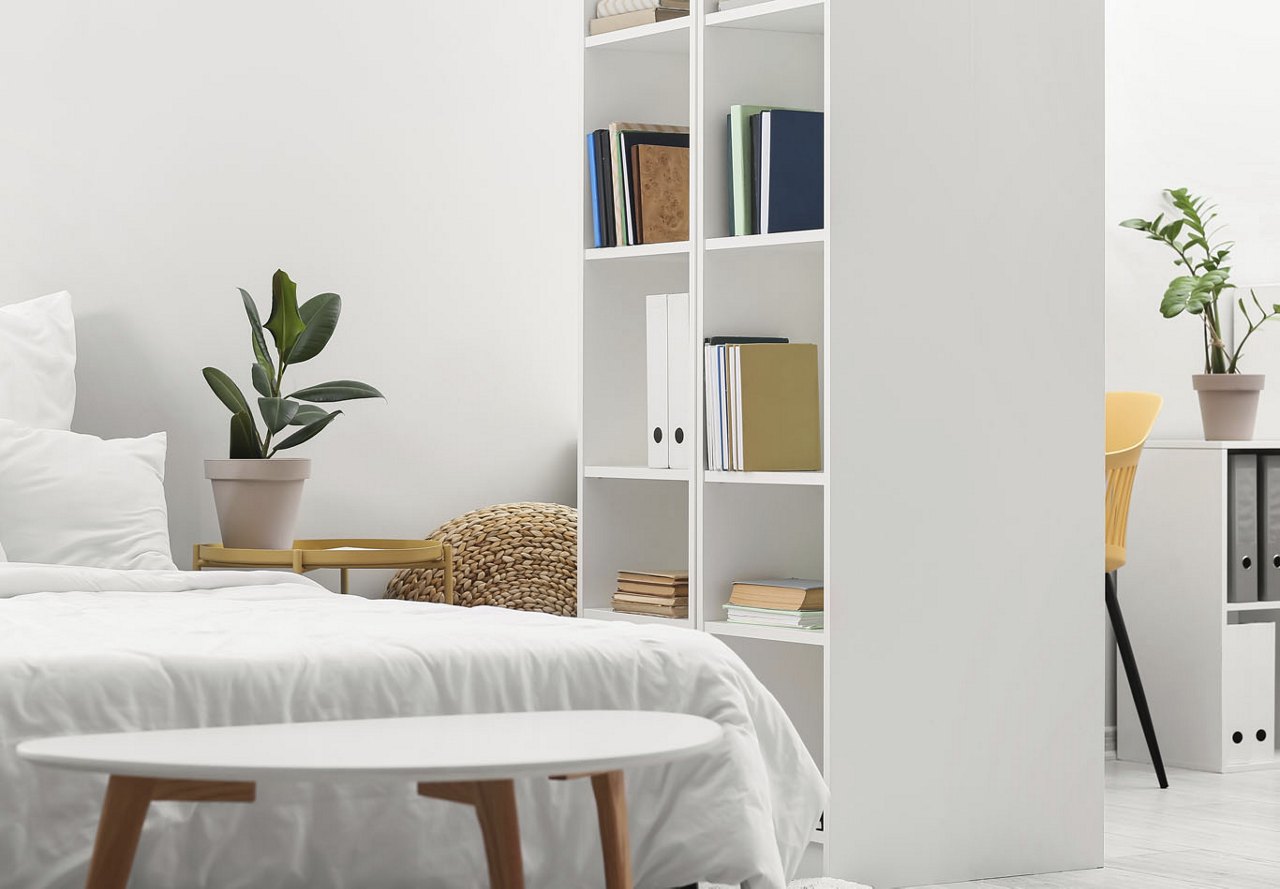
[{"xmin": 728, "ymin": 105, "xmax": 787, "ymax": 237}]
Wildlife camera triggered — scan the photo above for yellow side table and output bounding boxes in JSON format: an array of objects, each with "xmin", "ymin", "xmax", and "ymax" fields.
[{"xmin": 194, "ymin": 538, "xmax": 454, "ymax": 602}]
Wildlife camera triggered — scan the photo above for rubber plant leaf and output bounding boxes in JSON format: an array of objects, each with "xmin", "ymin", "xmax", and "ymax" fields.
[
  {"xmin": 264, "ymin": 269, "xmax": 306, "ymax": 363},
  {"xmin": 239, "ymin": 288, "xmax": 274, "ymax": 377},
  {"xmin": 251, "ymin": 363, "xmax": 272, "ymax": 398},
  {"xmin": 258, "ymin": 397, "xmax": 300, "ymax": 434},
  {"xmin": 203, "ymin": 367, "xmax": 253, "ymax": 416},
  {"xmin": 271, "ymin": 409, "xmax": 343, "ymax": 455},
  {"xmin": 289, "ymin": 405, "xmax": 330, "ymax": 426},
  {"xmin": 229, "ymin": 410, "xmax": 263, "ymax": 459},
  {"xmin": 289, "ymin": 293, "xmax": 342, "ymax": 364},
  {"xmin": 287, "ymin": 380, "xmax": 384, "ymax": 403}
]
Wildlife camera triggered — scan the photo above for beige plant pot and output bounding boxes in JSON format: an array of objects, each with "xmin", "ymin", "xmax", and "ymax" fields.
[
  {"xmin": 1192, "ymin": 374, "xmax": 1265, "ymax": 441},
  {"xmin": 205, "ymin": 458, "xmax": 311, "ymax": 550}
]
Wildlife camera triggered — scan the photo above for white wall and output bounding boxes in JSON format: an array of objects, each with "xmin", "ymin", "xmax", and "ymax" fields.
[
  {"xmin": 0, "ymin": 1, "xmax": 581, "ymax": 592},
  {"xmin": 1106, "ymin": 0, "xmax": 1280, "ymax": 727}
]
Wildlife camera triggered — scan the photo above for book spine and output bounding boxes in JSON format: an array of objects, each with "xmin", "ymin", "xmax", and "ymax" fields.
[{"xmin": 588, "ymin": 133, "xmax": 603, "ymax": 248}]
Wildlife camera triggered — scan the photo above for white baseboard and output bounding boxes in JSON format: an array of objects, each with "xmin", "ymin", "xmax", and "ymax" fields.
[{"xmin": 1104, "ymin": 725, "xmax": 1116, "ymax": 760}]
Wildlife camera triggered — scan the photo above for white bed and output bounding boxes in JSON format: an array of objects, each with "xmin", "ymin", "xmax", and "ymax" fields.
[{"xmin": 0, "ymin": 564, "xmax": 826, "ymax": 889}]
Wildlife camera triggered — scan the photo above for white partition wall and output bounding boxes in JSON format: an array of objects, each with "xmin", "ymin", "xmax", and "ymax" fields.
[
  {"xmin": 578, "ymin": 1, "xmax": 1104, "ymax": 885},
  {"xmin": 827, "ymin": 1, "xmax": 1104, "ymax": 886}
]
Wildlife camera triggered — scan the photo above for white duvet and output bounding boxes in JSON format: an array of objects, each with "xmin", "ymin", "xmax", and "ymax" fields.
[{"xmin": 0, "ymin": 564, "xmax": 825, "ymax": 889}]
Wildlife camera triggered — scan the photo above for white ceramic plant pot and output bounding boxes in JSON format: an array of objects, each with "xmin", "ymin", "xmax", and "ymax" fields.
[
  {"xmin": 205, "ymin": 458, "xmax": 311, "ymax": 549},
  {"xmin": 1192, "ymin": 374, "xmax": 1265, "ymax": 441}
]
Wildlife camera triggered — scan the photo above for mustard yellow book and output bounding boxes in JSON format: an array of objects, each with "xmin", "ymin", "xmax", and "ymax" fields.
[{"xmin": 737, "ymin": 344, "xmax": 821, "ymax": 471}]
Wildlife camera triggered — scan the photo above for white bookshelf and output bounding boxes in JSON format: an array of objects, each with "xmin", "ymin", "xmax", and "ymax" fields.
[{"xmin": 577, "ymin": 2, "xmax": 1102, "ymax": 885}]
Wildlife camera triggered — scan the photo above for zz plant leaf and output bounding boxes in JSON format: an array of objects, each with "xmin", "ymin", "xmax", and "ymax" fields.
[{"xmin": 203, "ymin": 270, "xmax": 382, "ymax": 458}]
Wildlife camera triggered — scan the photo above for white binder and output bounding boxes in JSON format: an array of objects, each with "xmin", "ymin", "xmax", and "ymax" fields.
[
  {"xmin": 666, "ymin": 293, "xmax": 691, "ymax": 470},
  {"xmin": 646, "ymin": 294, "xmax": 669, "ymax": 469},
  {"xmin": 1223, "ymin": 622, "xmax": 1275, "ymax": 767}
]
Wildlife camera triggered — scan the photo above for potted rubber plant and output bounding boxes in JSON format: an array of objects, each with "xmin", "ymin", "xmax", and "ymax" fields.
[
  {"xmin": 203, "ymin": 270, "xmax": 382, "ymax": 548},
  {"xmin": 1121, "ymin": 188, "xmax": 1279, "ymax": 440}
]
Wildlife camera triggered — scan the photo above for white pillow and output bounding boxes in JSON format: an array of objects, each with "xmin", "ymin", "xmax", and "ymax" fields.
[
  {"xmin": 0, "ymin": 291, "xmax": 76, "ymax": 430},
  {"xmin": 0, "ymin": 420, "xmax": 176, "ymax": 570}
]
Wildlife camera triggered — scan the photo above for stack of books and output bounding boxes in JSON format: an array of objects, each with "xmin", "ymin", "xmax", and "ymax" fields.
[
  {"xmin": 725, "ymin": 579, "xmax": 824, "ymax": 630},
  {"xmin": 726, "ymin": 106, "xmax": 824, "ymax": 236},
  {"xmin": 588, "ymin": 122, "xmax": 689, "ymax": 248},
  {"xmin": 590, "ymin": 0, "xmax": 689, "ymax": 36},
  {"xmin": 704, "ymin": 341, "xmax": 821, "ymax": 471},
  {"xmin": 613, "ymin": 569, "xmax": 689, "ymax": 618}
]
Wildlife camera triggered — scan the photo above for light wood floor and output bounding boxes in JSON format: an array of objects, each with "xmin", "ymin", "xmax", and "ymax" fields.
[{"xmin": 912, "ymin": 759, "xmax": 1280, "ymax": 889}]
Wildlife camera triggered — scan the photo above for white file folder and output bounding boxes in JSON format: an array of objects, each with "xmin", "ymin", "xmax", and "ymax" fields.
[
  {"xmin": 666, "ymin": 293, "xmax": 691, "ymax": 470},
  {"xmin": 1223, "ymin": 622, "xmax": 1275, "ymax": 767},
  {"xmin": 646, "ymin": 294, "xmax": 669, "ymax": 469}
]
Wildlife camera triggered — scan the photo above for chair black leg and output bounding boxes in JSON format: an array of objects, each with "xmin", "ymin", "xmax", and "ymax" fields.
[{"xmin": 1106, "ymin": 572, "xmax": 1168, "ymax": 789}]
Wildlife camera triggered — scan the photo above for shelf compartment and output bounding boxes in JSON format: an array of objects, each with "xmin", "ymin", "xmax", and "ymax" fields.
[
  {"xmin": 586, "ymin": 465, "xmax": 691, "ymax": 482},
  {"xmin": 704, "ymin": 470, "xmax": 825, "ymax": 486},
  {"xmin": 581, "ymin": 606, "xmax": 692, "ymax": 627},
  {"xmin": 705, "ymin": 230, "xmax": 824, "ymax": 254},
  {"xmin": 584, "ymin": 241, "xmax": 690, "ymax": 261},
  {"xmin": 706, "ymin": 0, "xmax": 824, "ymax": 34},
  {"xmin": 585, "ymin": 16, "xmax": 691, "ymax": 52},
  {"xmin": 705, "ymin": 620, "xmax": 825, "ymax": 646}
]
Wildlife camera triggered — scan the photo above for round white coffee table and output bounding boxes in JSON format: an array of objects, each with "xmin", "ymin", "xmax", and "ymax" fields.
[{"xmin": 18, "ymin": 710, "xmax": 722, "ymax": 889}]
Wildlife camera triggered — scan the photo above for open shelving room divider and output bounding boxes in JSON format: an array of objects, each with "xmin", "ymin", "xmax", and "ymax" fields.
[{"xmin": 577, "ymin": 2, "xmax": 1104, "ymax": 886}]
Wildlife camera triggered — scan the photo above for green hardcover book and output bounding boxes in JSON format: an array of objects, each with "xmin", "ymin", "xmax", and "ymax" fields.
[{"xmin": 729, "ymin": 105, "xmax": 778, "ymax": 237}]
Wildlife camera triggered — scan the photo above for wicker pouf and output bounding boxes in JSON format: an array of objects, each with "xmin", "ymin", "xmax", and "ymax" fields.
[{"xmin": 385, "ymin": 502, "xmax": 577, "ymax": 615}]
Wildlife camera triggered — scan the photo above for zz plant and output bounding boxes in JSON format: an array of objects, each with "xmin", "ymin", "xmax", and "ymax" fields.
[
  {"xmin": 203, "ymin": 270, "xmax": 382, "ymax": 458},
  {"xmin": 1120, "ymin": 187, "xmax": 1280, "ymax": 373}
]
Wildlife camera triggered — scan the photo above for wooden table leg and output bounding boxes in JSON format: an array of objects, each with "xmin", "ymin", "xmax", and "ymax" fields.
[
  {"xmin": 85, "ymin": 775, "xmax": 156, "ymax": 889},
  {"xmin": 590, "ymin": 771, "xmax": 633, "ymax": 889},
  {"xmin": 419, "ymin": 779, "xmax": 524, "ymax": 889},
  {"xmin": 443, "ymin": 544, "xmax": 455, "ymax": 606}
]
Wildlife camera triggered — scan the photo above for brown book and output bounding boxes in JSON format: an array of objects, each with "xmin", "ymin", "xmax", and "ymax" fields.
[
  {"xmin": 730, "ymin": 579, "xmax": 824, "ymax": 611},
  {"xmin": 614, "ymin": 592, "xmax": 690, "ymax": 606},
  {"xmin": 611, "ymin": 597, "xmax": 689, "ymax": 618},
  {"xmin": 617, "ymin": 579, "xmax": 689, "ymax": 596},
  {"xmin": 589, "ymin": 8, "xmax": 688, "ymax": 36},
  {"xmin": 633, "ymin": 144, "xmax": 689, "ymax": 245},
  {"xmin": 617, "ymin": 569, "xmax": 688, "ymax": 585},
  {"xmin": 735, "ymin": 344, "xmax": 821, "ymax": 471}
]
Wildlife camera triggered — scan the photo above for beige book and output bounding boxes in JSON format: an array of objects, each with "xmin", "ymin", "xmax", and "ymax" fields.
[
  {"xmin": 614, "ymin": 592, "xmax": 690, "ymax": 606},
  {"xmin": 730, "ymin": 579, "xmax": 824, "ymax": 611},
  {"xmin": 611, "ymin": 598, "xmax": 689, "ymax": 618},
  {"xmin": 617, "ymin": 579, "xmax": 689, "ymax": 596},
  {"xmin": 737, "ymin": 344, "xmax": 821, "ymax": 471},
  {"xmin": 617, "ymin": 569, "xmax": 688, "ymax": 584},
  {"xmin": 589, "ymin": 8, "xmax": 688, "ymax": 37}
]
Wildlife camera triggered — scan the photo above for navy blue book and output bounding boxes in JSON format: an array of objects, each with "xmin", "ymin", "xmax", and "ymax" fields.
[{"xmin": 760, "ymin": 110, "xmax": 824, "ymax": 234}]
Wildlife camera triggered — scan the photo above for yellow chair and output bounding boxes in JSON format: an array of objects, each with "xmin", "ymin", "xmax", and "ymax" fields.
[{"xmin": 1106, "ymin": 391, "xmax": 1167, "ymax": 788}]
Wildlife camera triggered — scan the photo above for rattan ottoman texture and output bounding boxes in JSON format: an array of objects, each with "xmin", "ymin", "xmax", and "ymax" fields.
[{"xmin": 385, "ymin": 502, "xmax": 577, "ymax": 615}]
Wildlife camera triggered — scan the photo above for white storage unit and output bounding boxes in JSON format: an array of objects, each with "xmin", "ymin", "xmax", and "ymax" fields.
[
  {"xmin": 577, "ymin": 1, "xmax": 1103, "ymax": 885},
  {"xmin": 1120, "ymin": 441, "xmax": 1280, "ymax": 774}
]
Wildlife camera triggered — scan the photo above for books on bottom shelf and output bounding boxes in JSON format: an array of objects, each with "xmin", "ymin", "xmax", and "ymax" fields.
[
  {"xmin": 612, "ymin": 569, "xmax": 689, "ymax": 618},
  {"xmin": 725, "ymin": 578, "xmax": 824, "ymax": 630}
]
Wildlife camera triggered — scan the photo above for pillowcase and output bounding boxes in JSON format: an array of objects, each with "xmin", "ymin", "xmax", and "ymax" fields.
[
  {"xmin": 0, "ymin": 291, "xmax": 77, "ymax": 430},
  {"xmin": 0, "ymin": 420, "xmax": 176, "ymax": 570}
]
